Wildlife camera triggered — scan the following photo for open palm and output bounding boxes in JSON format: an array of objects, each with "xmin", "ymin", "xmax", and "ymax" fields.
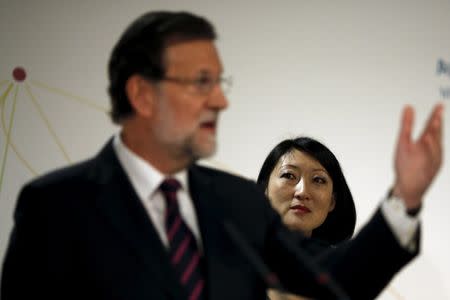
[{"xmin": 394, "ymin": 104, "xmax": 444, "ymax": 210}]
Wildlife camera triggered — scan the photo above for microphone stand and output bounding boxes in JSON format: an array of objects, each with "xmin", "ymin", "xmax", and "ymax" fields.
[{"xmin": 224, "ymin": 221, "xmax": 350, "ymax": 300}]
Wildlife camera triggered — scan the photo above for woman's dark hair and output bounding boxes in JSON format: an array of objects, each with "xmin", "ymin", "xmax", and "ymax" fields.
[
  {"xmin": 108, "ymin": 11, "xmax": 216, "ymax": 123},
  {"xmin": 257, "ymin": 137, "xmax": 356, "ymax": 244}
]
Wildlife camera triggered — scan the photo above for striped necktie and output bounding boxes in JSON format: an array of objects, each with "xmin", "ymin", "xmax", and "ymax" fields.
[{"xmin": 160, "ymin": 178, "xmax": 205, "ymax": 300}]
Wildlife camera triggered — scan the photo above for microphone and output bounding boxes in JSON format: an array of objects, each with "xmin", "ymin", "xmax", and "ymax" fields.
[
  {"xmin": 223, "ymin": 220, "xmax": 351, "ymax": 300},
  {"xmin": 223, "ymin": 221, "xmax": 284, "ymax": 290},
  {"xmin": 275, "ymin": 228, "xmax": 351, "ymax": 300}
]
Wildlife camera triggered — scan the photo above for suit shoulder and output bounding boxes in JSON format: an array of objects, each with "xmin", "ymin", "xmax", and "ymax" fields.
[
  {"xmin": 24, "ymin": 157, "xmax": 96, "ymax": 190},
  {"xmin": 190, "ymin": 164, "xmax": 267, "ymax": 200},
  {"xmin": 192, "ymin": 164, "xmax": 255, "ymax": 185}
]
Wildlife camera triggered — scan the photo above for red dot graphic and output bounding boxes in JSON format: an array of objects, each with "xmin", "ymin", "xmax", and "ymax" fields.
[{"xmin": 13, "ymin": 67, "xmax": 27, "ymax": 82}]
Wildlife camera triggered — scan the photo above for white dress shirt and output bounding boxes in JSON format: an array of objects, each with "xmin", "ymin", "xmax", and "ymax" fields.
[
  {"xmin": 113, "ymin": 134, "xmax": 203, "ymax": 250},
  {"xmin": 381, "ymin": 196, "xmax": 420, "ymax": 252}
]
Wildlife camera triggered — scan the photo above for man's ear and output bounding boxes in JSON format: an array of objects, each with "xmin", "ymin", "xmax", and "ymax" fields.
[{"xmin": 125, "ymin": 74, "xmax": 155, "ymax": 117}]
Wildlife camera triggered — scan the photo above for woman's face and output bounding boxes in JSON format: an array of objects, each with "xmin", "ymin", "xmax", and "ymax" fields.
[{"xmin": 267, "ymin": 149, "xmax": 335, "ymax": 237}]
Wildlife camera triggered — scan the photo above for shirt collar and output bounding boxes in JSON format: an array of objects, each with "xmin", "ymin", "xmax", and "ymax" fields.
[{"xmin": 112, "ymin": 132, "xmax": 189, "ymax": 200}]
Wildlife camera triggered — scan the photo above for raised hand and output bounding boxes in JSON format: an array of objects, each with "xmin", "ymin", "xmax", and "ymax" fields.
[{"xmin": 393, "ymin": 103, "xmax": 444, "ymax": 210}]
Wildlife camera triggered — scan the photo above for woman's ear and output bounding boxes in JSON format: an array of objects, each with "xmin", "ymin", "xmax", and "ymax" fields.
[
  {"xmin": 329, "ymin": 194, "xmax": 336, "ymax": 212},
  {"xmin": 125, "ymin": 74, "xmax": 155, "ymax": 117}
]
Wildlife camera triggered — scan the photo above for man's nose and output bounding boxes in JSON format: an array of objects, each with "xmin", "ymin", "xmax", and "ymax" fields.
[{"xmin": 208, "ymin": 83, "xmax": 229, "ymax": 111}]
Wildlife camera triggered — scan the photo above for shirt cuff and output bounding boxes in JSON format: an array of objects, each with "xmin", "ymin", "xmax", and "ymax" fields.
[{"xmin": 380, "ymin": 195, "xmax": 420, "ymax": 252}]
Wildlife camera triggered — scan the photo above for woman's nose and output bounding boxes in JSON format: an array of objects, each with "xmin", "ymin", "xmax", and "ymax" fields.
[{"xmin": 294, "ymin": 178, "xmax": 310, "ymax": 200}]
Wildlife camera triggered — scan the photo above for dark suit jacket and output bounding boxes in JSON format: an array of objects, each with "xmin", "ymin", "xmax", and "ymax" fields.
[{"xmin": 1, "ymin": 140, "xmax": 418, "ymax": 300}]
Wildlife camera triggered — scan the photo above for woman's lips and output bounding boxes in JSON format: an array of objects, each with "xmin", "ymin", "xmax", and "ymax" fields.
[{"xmin": 290, "ymin": 205, "xmax": 311, "ymax": 214}]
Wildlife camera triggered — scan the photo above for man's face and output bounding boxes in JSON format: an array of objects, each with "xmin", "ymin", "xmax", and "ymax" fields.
[{"xmin": 151, "ymin": 40, "xmax": 228, "ymax": 163}]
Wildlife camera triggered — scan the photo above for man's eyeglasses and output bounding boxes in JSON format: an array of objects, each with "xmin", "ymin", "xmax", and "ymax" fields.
[{"xmin": 160, "ymin": 75, "xmax": 232, "ymax": 95}]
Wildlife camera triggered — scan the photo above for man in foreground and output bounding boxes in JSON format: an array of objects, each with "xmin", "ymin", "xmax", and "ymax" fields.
[{"xmin": 1, "ymin": 11, "xmax": 444, "ymax": 300}]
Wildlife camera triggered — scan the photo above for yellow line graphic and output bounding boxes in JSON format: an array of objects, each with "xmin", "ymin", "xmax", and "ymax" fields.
[
  {"xmin": 1, "ymin": 68, "xmax": 110, "ymax": 198},
  {"xmin": 0, "ymin": 83, "xmax": 13, "ymax": 108},
  {"xmin": 0, "ymin": 84, "xmax": 19, "ymax": 195},
  {"xmin": 0, "ymin": 80, "xmax": 10, "ymax": 88},
  {"xmin": 25, "ymin": 83, "xmax": 72, "ymax": 163},
  {"xmin": 31, "ymin": 80, "xmax": 108, "ymax": 112},
  {"xmin": 1, "ymin": 85, "xmax": 38, "ymax": 176}
]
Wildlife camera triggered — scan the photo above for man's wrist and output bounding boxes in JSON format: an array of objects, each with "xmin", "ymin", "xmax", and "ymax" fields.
[
  {"xmin": 382, "ymin": 190, "xmax": 421, "ymax": 252},
  {"xmin": 388, "ymin": 187, "xmax": 422, "ymax": 216}
]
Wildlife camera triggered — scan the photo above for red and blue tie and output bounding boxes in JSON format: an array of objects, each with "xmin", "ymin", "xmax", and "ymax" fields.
[{"xmin": 160, "ymin": 178, "xmax": 205, "ymax": 300}]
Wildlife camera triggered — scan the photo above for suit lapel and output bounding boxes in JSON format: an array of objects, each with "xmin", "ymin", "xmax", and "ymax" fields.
[
  {"xmin": 188, "ymin": 165, "xmax": 233, "ymax": 300},
  {"xmin": 89, "ymin": 140, "xmax": 185, "ymax": 299}
]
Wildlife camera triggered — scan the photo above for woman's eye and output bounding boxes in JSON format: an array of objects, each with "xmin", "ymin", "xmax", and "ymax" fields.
[
  {"xmin": 313, "ymin": 177, "xmax": 326, "ymax": 184},
  {"xmin": 280, "ymin": 172, "xmax": 295, "ymax": 180}
]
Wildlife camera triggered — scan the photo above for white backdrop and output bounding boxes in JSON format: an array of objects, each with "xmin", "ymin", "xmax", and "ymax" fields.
[{"xmin": 1, "ymin": 1, "xmax": 449, "ymax": 298}]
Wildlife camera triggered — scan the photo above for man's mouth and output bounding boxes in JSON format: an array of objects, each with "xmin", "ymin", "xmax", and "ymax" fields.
[{"xmin": 200, "ymin": 120, "xmax": 216, "ymax": 131}]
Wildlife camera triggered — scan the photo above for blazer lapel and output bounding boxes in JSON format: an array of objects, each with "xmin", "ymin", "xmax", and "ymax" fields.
[{"xmin": 89, "ymin": 140, "xmax": 185, "ymax": 299}]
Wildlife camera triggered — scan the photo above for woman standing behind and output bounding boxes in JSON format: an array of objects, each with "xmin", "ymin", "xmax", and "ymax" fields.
[{"xmin": 257, "ymin": 137, "xmax": 356, "ymax": 300}]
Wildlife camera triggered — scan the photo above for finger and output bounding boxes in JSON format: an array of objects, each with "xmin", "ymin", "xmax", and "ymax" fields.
[
  {"xmin": 419, "ymin": 103, "xmax": 444, "ymax": 144},
  {"xmin": 398, "ymin": 105, "xmax": 414, "ymax": 150},
  {"xmin": 422, "ymin": 132, "xmax": 443, "ymax": 174},
  {"xmin": 420, "ymin": 104, "xmax": 444, "ymax": 172},
  {"xmin": 433, "ymin": 103, "xmax": 444, "ymax": 142}
]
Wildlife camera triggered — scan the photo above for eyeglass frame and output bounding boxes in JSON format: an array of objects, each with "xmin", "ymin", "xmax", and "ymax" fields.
[{"xmin": 156, "ymin": 74, "xmax": 233, "ymax": 95}]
